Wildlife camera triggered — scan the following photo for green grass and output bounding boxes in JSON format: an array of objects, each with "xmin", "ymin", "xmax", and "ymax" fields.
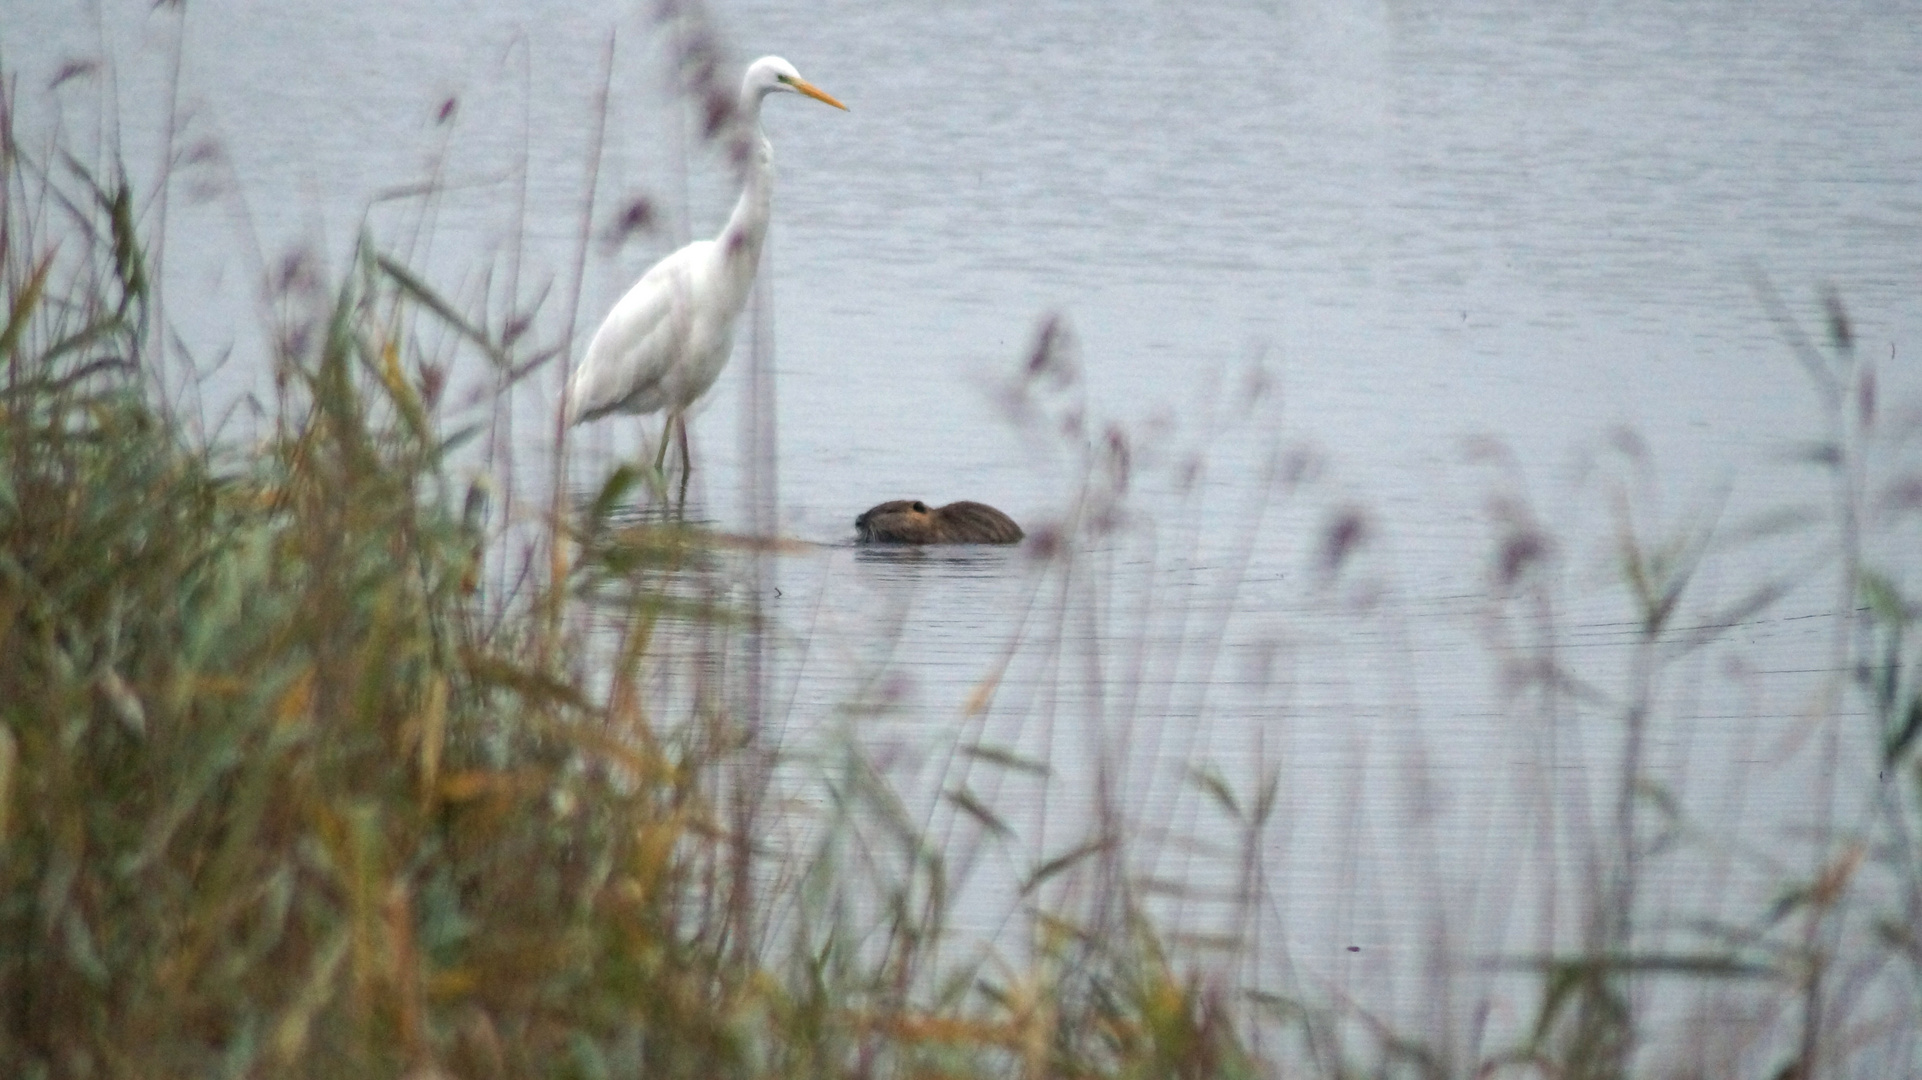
[{"xmin": 0, "ymin": 58, "xmax": 1261, "ymax": 1080}]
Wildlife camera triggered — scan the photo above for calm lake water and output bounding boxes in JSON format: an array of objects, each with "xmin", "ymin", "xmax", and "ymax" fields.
[{"xmin": 8, "ymin": 0, "xmax": 1921, "ymax": 1061}]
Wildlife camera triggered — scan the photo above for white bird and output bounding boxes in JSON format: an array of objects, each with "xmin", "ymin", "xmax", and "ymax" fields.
[{"xmin": 564, "ymin": 55, "xmax": 847, "ymax": 488}]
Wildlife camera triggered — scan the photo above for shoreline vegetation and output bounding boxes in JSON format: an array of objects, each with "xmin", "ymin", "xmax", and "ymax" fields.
[{"xmin": 3, "ymin": 6, "xmax": 1921, "ymax": 1077}]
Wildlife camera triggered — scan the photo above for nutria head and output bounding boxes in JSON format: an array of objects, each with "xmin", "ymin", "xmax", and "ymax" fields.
[{"xmin": 855, "ymin": 500, "xmax": 1023, "ymax": 545}]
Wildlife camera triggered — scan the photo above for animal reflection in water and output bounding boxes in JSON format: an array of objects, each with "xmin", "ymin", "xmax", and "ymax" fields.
[{"xmin": 854, "ymin": 500, "xmax": 1023, "ymax": 545}]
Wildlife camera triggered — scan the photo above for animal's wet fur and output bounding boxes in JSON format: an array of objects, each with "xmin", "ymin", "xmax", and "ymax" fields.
[{"xmin": 854, "ymin": 500, "xmax": 1023, "ymax": 545}]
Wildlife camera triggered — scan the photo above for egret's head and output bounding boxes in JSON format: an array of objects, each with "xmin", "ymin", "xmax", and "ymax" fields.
[{"xmin": 743, "ymin": 56, "xmax": 848, "ymax": 111}]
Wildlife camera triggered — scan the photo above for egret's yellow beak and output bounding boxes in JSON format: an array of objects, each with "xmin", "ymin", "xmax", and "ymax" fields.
[{"xmin": 791, "ymin": 79, "xmax": 848, "ymax": 111}]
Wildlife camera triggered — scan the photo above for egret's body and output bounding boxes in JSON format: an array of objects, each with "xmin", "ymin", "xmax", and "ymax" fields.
[
  {"xmin": 568, "ymin": 229, "xmax": 750, "ymax": 423},
  {"xmin": 564, "ymin": 56, "xmax": 846, "ymax": 475}
]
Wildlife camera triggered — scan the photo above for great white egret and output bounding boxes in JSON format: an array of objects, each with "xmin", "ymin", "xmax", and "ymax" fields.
[{"xmin": 564, "ymin": 55, "xmax": 847, "ymax": 488}]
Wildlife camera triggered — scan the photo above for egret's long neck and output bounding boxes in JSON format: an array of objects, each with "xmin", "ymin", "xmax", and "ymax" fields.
[{"xmin": 715, "ymin": 102, "xmax": 774, "ymax": 299}]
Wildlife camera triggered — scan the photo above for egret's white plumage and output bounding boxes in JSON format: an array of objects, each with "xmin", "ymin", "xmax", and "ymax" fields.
[{"xmin": 564, "ymin": 56, "xmax": 846, "ymax": 472}]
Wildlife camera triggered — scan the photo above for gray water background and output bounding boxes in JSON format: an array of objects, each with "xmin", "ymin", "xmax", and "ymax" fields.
[{"xmin": 7, "ymin": 0, "xmax": 1922, "ymax": 1057}]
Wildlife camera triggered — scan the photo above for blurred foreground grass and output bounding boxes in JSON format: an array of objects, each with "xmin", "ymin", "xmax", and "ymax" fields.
[{"xmin": 0, "ymin": 68, "xmax": 1258, "ymax": 1080}]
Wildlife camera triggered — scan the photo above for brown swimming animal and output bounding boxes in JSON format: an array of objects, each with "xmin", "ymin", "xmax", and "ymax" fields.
[{"xmin": 854, "ymin": 500, "xmax": 1024, "ymax": 545}]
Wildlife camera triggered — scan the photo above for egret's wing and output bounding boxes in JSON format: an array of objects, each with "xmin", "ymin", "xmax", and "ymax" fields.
[{"xmin": 566, "ymin": 246, "xmax": 705, "ymax": 423}]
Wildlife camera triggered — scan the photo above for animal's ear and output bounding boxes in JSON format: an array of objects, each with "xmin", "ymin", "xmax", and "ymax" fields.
[{"xmin": 911, "ymin": 501, "xmax": 928, "ymax": 513}]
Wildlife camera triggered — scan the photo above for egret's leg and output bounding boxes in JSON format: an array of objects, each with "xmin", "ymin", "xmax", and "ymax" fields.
[
  {"xmin": 674, "ymin": 415, "xmax": 693, "ymax": 508},
  {"xmin": 651, "ymin": 417, "xmax": 674, "ymax": 474}
]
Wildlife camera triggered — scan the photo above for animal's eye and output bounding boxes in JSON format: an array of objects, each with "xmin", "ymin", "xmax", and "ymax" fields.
[{"xmin": 912, "ymin": 501, "xmax": 927, "ymax": 513}]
